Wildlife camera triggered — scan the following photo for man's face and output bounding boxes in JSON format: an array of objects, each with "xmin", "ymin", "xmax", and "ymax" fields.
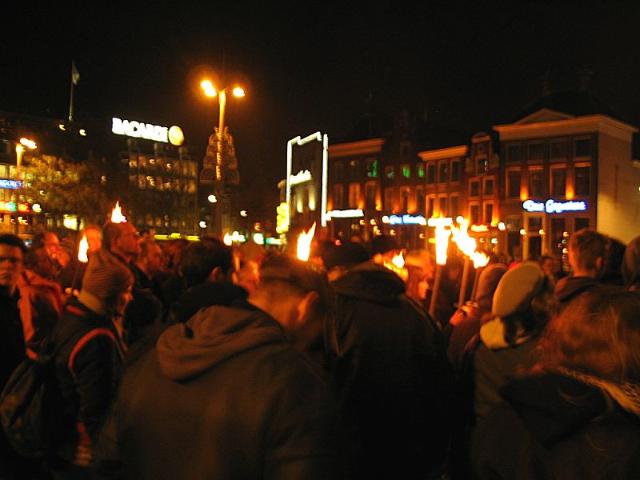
[
  {"xmin": 145, "ymin": 243, "xmax": 164, "ymax": 274},
  {"xmin": 114, "ymin": 224, "xmax": 141, "ymax": 258},
  {"xmin": 0, "ymin": 244, "xmax": 24, "ymax": 293},
  {"xmin": 44, "ymin": 232, "xmax": 62, "ymax": 259}
]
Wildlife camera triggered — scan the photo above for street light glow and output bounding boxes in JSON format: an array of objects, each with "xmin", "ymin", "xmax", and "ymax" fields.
[
  {"xmin": 240, "ymin": 210, "xmax": 248, "ymax": 217},
  {"xmin": 201, "ymin": 79, "xmax": 217, "ymax": 98},
  {"xmin": 19, "ymin": 137, "xmax": 37, "ymax": 150},
  {"xmin": 207, "ymin": 194, "xmax": 218, "ymax": 203},
  {"xmin": 232, "ymin": 86, "xmax": 246, "ymax": 98}
]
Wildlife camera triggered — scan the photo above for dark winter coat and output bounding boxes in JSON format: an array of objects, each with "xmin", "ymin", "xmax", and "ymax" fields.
[
  {"xmin": 94, "ymin": 303, "xmax": 341, "ymax": 480},
  {"xmin": 49, "ymin": 298, "xmax": 125, "ymax": 463},
  {"xmin": 554, "ymin": 275, "xmax": 599, "ymax": 306},
  {"xmin": 330, "ymin": 262, "xmax": 451, "ymax": 479},
  {"xmin": 472, "ymin": 372, "xmax": 640, "ymax": 479}
]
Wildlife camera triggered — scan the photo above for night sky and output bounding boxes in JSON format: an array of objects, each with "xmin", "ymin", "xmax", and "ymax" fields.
[{"xmin": 3, "ymin": 2, "xmax": 640, "ymax": 216}]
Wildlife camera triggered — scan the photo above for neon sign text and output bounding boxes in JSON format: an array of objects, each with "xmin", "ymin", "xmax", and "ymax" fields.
[{"xmin": 522, "ymin": 199, "xmax": 587, "ymax": 214}]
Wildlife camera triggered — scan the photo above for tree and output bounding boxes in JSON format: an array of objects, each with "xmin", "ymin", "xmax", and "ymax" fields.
[{"xmin": 21, "ymin": 154, "xmax": 110, "ymax": 224}]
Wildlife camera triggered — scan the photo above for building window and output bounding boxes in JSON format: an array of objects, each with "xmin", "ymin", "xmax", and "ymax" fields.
[
  {"xmin": 348, "ymin": 183, "xmax": 361, "ymax": 208},
  {"xmin": 451, "ymin": 160, "xmax": 461, "ymax": 182},
  {"xmin": 551, "ymin": 167, "xmax": 566, "ymax": 197},
  {"xmin": 484, "ymin": 202, "xmax": 494, "ymax": 225},
  {"xmin": 575, "ymin": 138, "xmax": 591, "ymax": 158},
  {"xmin": 575, "ymin": 165, "xmax": 591, "ymax": 196},
  {"xmin": 365, "ymin": 182, "xmax": 377, "ymax": 210},
  {"xmin": 469, "ymin": 180, "xmax": 480, "ymax": 198},
  {"xmin": 426, "ymin": 163, "xmax": 436, "ymax": 184},
  {"xmin": 401, "ymin": 164, "xmax": 411, "ymax": 179},
  {"xmin": 366, "ymin": 159, "xmax": 379, "ymax": 178},
  {"xmin": 385, "ymin": 166, "xmax": 395, "ymax": 179},
  {"xmin": 333, "ymin": 161, "xmax": 343, "ymax": 181},
  {"xmin": 438, "ymin": 196, "xmax": 448, "ymax": 217},
  {"xmin": 575, "ymin": 217, "xmax": 590, "ymax": 231},
  {"xmin": 427, "ymin": 196, "xmax": 435, "ymax": 218},
  {"xmin": 477, "ymin": 158, "xmax": 489, "ymax": 175},
  {"xmin": 439, "ymin": 161, "xmax": 449, "ymax": 183},
  {"xmin": 528, "ymin": 142, "xmax": 547, "ymax": 162},
  {"xmin": 400, "ymin": 188, "xmax": 411, "ymax": 212},
  {"xmin": 416, "ymin": 187, "xmax": 425, "ymax": 213},
  {"xmin": 470, "ymin": 204, "xmax": 481, "ymax": 225},
  {"xmin": 506, "ymin": 144, "xmax": 522, "ymax": 163},
  {"xmin": 417, "ymin": 164, "xmax": 425, "ymax": 179},
  {"xmin": 507, "ymin": 170, "xmax": 521, "ymax": 198},
  {"xmin": 484, "ymin": 178, "xmax": 494, "ymax": 196},
  {"xmin": 550, "ymin": 140, "xmax": 569, "ymax": 161},
  {"xmin": 333, "ymin": 184, "xmax": 344, "ymax": 209},
  {"xmin": 384, "ymin": 187, "xmax": 395, "ymax": 211},
  {"xmin": 528, "ymin": 168, "xmax": 544, "ymax": 198},
  {"xmin": 528, "ymin": 216, "xmax": 543, "ymax": 232},
  {"xmin": 349, "ymin": 160, "xmax": 360, "ymax": 179},
  {"xmin": 450, "ymin": 195, "xmax": 459, "ymax": 217}
]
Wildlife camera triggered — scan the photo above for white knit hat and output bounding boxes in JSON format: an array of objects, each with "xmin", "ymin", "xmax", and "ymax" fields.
[{"xmin": 491, "ymin": 262, "xmax": 545, "ymax": 318}]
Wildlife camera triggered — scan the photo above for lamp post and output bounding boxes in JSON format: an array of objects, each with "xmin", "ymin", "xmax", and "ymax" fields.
[{"xmin": 200, "ymin": 79, "xmax": 245, "ymax": 237}]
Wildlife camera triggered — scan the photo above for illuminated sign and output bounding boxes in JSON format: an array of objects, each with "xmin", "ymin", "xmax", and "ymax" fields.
[
  {"xmin": 388, "ymin": 214, "xmax": 427, "ymax": 226},
  {"xmin": 427, "ymin": 217, "xmax": 454, "ymax": 227},
  {"xmin": 523, "ymin": 199, "xmax": 587, "ymax": 214},
  {"xmin": 112, "ymin": 117, "xmax": 184, "ymax": 146},
  {"xmin": 289, "ymin": 169, "xmax": 312, "ymax": 186},
  {"xmin": 0, "ymin": 179, "xmax": 22, "ymax": 189},
  {"xmin": 326, "ymin": 209, "xmax": 364, "ymax": 219},
  {"xmin": 0, "ymin": 201, "xmax": 30, "ymax": 213}
]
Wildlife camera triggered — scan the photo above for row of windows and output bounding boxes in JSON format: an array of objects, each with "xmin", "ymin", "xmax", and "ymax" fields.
[
  {"xmin": 505, "ymin": 137, "xmax": 592, "ymax": 163},
  {"xmin": 128, "ymin": 155, "xmax": 198, "ymax": 178},
  {"xmin": 332, "ymin": 158, "xmax": 379, "ymax": 181},
  {"xmin": 468, "ymin": 177, "xmax": 495, "ymax": 198},
  {"xmin": 129, "ymin": 175, "xmax": 197, "ymax": 194},
  {"xmin": 134, "ymin": 214, "xmax": 196, "ymax": 229},
  {"xmin": 505, "ymin": 165, "xmax": 591, "ymax": 199}
]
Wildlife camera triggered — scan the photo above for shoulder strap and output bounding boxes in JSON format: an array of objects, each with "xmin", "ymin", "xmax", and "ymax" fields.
[{"xmin": 67, "ymin": 328, "xmax": 118, "ymax": 379}]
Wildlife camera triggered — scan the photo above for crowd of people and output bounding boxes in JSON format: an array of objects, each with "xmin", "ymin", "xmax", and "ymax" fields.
[{"xmin": 0, "ymin": 223, "xmax": 639, "ymax": 479}]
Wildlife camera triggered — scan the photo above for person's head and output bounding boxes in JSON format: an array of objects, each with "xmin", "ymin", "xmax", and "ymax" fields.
[
  {"xmin": 0, "ymin": 234, "xmax": 26, "ymax": 295},
  {"xmin": 541, "ymin": 287, "xmax": 640, "ymax": 386},
  {"xmin": 249, "ymin": 253, "xmax": 333, "ymax": 332},
  {"xmin": 568, "ymin": 228, "xmax": 607, "ymax": 278},
  {"xmin": 81, "ymin": 224, "xmax": 102, "ymax": 254},
  {"xmin": 42, "ymin": 231, "xmax": 62, "ymax": 259},
  {"xmin": 539, "ymin": 255, "xmax": 555, "ymax": 278},
  {"xmin": 370, "ymin": 235, "xmax": 401, "ymax": 264},
  {"xmin": 137, "ymin": 239, "xmax": 165, "ymax": 276},
  {"xmin": 81, "ymin": 249, "xmax": 134, "ymax": 317},
  {"xmin": 404, "ymin": 249, "xmax": 435, "ymax": 302},
  {"xmin": 321, "ymin": 241, "xmax": 371, "ymax": 281},
  {"xmin": 179, "ymin": 239, "xmax": 233, "ymax": 288},
  {"xmin": 473, "ymin": 263, "xmax": 507, "ymax": 313},
  {"xmin": 490, "ymin": 261, "xmax": 556, "ymax": 345},
  {"xmin": 103, "ymin": 222, "xmax": 141, "ymax": 261}
]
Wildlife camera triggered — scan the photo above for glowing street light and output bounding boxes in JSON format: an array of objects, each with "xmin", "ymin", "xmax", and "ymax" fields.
[{"xmin": 200, "ymin": 77, "xmax": 247, "ymax": 235}]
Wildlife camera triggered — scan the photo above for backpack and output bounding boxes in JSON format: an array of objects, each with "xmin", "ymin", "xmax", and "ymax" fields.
[{"xmin": 0, "ymin": 327, "xmax": 116, "ymax": 459}]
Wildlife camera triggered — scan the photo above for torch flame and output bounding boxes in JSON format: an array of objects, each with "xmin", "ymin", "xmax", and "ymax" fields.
[
  {"xmin": 77, "ymin": 235, "xmax": 89, "ymax": 263},
  {"xmin": 110, "ymin": 201, "xmax": 127, "ymax": 223},
  {"xmin": 434, "ymin": 224, "xmax": 451, "ymax": 266},
  {"xmin": 296, "ymin": 223, "xmax": 316, "ymax": 261},
  {"xmin": 471, "ymin": 251, "xmax": 490, "ymax": 269},
  {"xmin": 383, "ymin": 251, "xmax": 408, "ymax": 281}
]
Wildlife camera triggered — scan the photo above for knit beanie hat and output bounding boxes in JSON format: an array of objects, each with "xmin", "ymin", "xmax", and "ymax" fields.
[
  {"xmin": 491, "ymin": 261, "xmax": 545, "ymax": 318},
  {"xmin": 82, "ymin": 249, "xmax": 134, "ymax": 304}
]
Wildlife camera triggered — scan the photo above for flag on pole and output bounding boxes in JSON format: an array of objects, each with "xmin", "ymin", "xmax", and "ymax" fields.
[{"xmin": 71, "ymin": 61, "xmax": 80, "ymax": 86}]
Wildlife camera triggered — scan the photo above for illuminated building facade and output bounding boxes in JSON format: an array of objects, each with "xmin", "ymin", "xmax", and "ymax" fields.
[{"xmin": 494, "ymin": 108, "xmax": 639, "ymax": 260}]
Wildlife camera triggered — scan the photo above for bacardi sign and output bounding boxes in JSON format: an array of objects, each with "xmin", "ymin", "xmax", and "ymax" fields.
[{"xmin": 112, "ymin": 117, "xmax": 184, "ymax": 146}]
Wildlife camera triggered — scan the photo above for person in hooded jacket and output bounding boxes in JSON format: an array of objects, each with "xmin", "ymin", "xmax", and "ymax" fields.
[
  {"xmin": 472, "ymin": 287, "xmax": 640, "ymax": 479},
  {"xmin": 48, "ymin": 248, "xmax": 133, "ymax": 478},
  {"xmin": 554, "ymin": 228, "xmax": 606, "ymax": 306},
  {"xmin": 329, "ymin": 247, "xmax": 451, "ymax": 479},
  {"xmin": 93, "ymin": 254, "xmax": 341, "ymax": 480}
]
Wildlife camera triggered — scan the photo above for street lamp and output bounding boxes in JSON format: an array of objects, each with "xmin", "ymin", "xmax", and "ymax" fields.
[
  {"xmin": 200, "ymin": 78, "xmax": 246, "ymax": 236},
  {"xmin": 15, "ymin": 137, "xmax": 37, "ymax": 177}
]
